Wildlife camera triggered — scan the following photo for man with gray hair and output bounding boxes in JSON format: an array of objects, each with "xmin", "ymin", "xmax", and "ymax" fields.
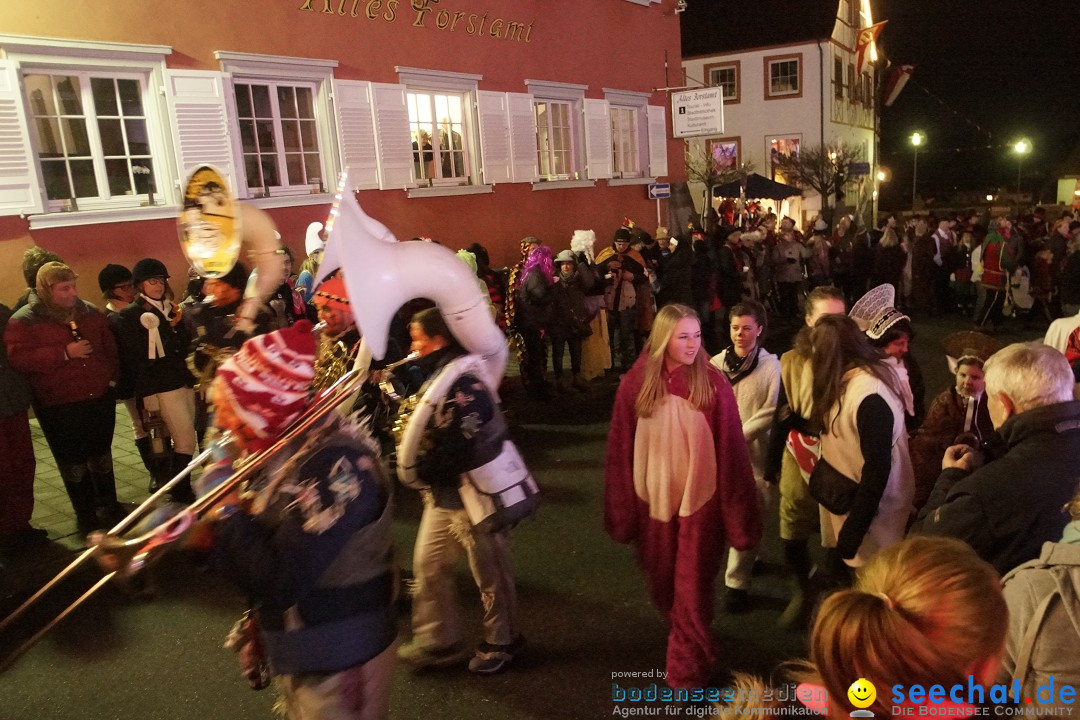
[{"xmin": 911, "ymin": 342, "xmax": 1080, "ymax": 574}]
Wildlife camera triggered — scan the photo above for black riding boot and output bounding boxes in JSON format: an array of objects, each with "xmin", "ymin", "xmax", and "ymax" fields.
[
  {"xmin": 169, "ymin": 452, "xmax": 195, "ymax": 504},
  {"xmin": 60, "ymin": 463, "xmax": 101, "ymax": 534},
  {"xmin": 88, "ymin": 453, "xmax": 124, "ymax": 528}
]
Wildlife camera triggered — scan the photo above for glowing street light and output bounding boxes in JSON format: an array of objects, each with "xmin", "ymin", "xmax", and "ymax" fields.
[
  {"xmin": 1013, "ymin": 138, "xmax": 1031, "ymax": 194},
  {"xmin": 910, "ymin": 132, "xmax": 924, "ymax": 209}
]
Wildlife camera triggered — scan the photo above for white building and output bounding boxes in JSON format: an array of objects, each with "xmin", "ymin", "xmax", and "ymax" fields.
[{"xmin": 681, "ymin": 0, "xmax": 881, "ymax": 227}]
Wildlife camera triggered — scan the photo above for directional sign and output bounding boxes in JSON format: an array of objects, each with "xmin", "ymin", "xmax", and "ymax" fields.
[
  {"xmin": 648, "ymin": 183, "xmax": 671, "ymax": 200},
  {"xmin": 671, "ymin": 87, "xmax": 724, "ymax": 139}
]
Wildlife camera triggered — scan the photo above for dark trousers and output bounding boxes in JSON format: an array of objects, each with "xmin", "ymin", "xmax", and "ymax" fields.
[
  {"xmin": 520, "ymin": 326, "xmax": 547, "ymax": 388},
  {"xmin": 976, "ymin": 287, "xmax": 1007, "ymax": 328},
  {"xmin": 608, "ymin": 308, "xmax": 637, "ymax": 370},
  {"xmin": 0, "ymin": 411, "xmax": 36, "ymax": 536},
  {"xmin": 551, "ymin": 336, "xmax": 582, "ymax": 377}
]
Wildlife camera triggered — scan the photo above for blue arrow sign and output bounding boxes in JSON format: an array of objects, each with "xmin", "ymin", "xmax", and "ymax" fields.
[{"xmin": 648, "ymin": 183, "xmax": 671, "ymax": 200}]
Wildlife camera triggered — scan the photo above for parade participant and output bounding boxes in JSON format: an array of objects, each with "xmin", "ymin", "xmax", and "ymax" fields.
[
  {"xmin": 513, "ymin": 242, "xmax": 556, "ymax": 398},
  {"xmin": 596, "ymin": 228, "xmax": 647, "ymax": 372},
  {"xmin": 549, "ymin": 249, "xmax": 596, "ymax": 392},
  {"xmin": 204, "ymin": 320, "xmax": 396, "ymax": 719},
  {"xmin": 976, "ymin": 216, "xmax": 1019, "ymax": 329},
  {"xmin": 849, "ymin": 284, "xmax": 922, "ymax": 429},
  {"xmin": 911, "ymin": 342, "xmax": 1080, "ymax": 575},
  {"xmin": 606, "ymin": 303, "xmax": 760, "ymax": 688},
  {"xmin": 709, "ymin": 300, "xmax": 780, "ymax": 613},
  {"xmin": 310, "ymin": 271, "xmax": 362, "ymax": 391},
  {"xmin": 295, "ymin": 221, "xmax": 324, "ymax": 301},
  {"xmin": 116, "ymin": 259, "xmax": 197, "ymax": 501},
  {"xmin": 396, "ymin": 308, "xmax": 525, "ymax": 675},
  {"xmin": 810, "ymin": 314, "xmax": 914, "ymax": 576},
  {"xmin": 765, "ymin": 285, "xmax": 845, "ymax": 627},
  {"xmin": 505, "ymin": 237, "xmax": 541, "ymax": 389},
  {"xmin": 908, "ymin": 332, "xmax": 998, "ymax": 512},
  {"xmin": 5, "ymin": 263, "xmax": 121, "ymax": 534},
  {"xmin": 185, "ymin": 262, "xmax": 278, "ymax": 445}
]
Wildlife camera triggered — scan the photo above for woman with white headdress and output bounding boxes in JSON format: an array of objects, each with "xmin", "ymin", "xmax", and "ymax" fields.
[
  {"xmin": 294, "ymin": 221, "xmax": 325, "ymax": 301},
  {"xmin": 849, "ymin": 284, "xmax": 923, "ymax": 429}
]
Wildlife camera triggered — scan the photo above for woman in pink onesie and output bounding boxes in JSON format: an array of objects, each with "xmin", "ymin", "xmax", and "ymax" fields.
[{"xmin": 605, "ymin": 303, "xmax": 761, "ymax": 688}]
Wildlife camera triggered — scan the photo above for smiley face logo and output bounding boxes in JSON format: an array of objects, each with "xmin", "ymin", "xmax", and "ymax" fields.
[{"xmin": 847, "ymin": 678, "xmax": 877, "ymax": 709}]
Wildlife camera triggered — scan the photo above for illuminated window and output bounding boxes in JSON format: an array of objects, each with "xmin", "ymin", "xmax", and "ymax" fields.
[
  {"xmin": 610, "ymin": 105, "xmax": 641, "ymax": 178},
  {"xmin": 765, "ymin": 55, "xmax": 802, "ymax": 99},
  {"xmin": 704, "ymin": 61, "xmax": 740, "ymax": 103},
  {"xmin": 535, "ymin": 100, "xmax": 577, "ymax": 180},
  {"xmin": 407, "ymin": 90, "xmax": 470, "ymax": 186}
]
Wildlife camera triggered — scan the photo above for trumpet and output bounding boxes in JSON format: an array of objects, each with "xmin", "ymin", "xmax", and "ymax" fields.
[
  {"xmin": 375, "ymin": 351, "xmax": 421, "ymax": 402},
  {"xmin": 0, "ymin": 359, "xmax": 367, "ymax": 672}
]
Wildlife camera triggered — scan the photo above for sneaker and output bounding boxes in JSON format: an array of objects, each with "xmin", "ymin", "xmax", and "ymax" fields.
[
  {"xmin": 468, "ymin": 635, "xmax": 525, "ymax": 675},
  {"xmin": 397, "ymin": 639, "xmax": 469, "ymax": 669}
]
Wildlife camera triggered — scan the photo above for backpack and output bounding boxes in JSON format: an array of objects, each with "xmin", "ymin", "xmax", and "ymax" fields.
[{"xmin": 1004, "ymin": 544, "xmax": 1080, "ymax": 692}]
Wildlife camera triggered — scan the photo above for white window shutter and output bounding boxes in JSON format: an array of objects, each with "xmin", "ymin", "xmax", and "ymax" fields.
[
  {"xmin": 0, "ymin": 60, "xmax": 44, "ymax": 216},
  {"xmin": 647, "ymin": 105, "xmax": 668, "ymax": 178},
  {"xmin": 370, "ymin": 82, "xmax": 412, "ymax": 191},
  {"xmin": 331, "ymin": 79, "xmax": 379, "ymax": 191},
  {"xmin": 476, "ymin": 90, "xmax": 511, "ymax": 185},
  {"xmin": 583, "ymin": 98, "xmax": 612, "ymax": 180},
  {"xmin": 508, "ymin": 93, "xmax": 539, "ymax": 184},
  {"xmin": 163, "ymin": 69, "xmax": 243, "ymax": 198}
]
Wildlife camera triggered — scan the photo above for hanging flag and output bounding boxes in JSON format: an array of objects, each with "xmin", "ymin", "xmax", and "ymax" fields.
[
  {"xmin": 855, "ymin": 21, "xmax": 887, "ymax": 74},
  {"xmin": 882, "ymin": 64, "xmax": 915, "ymax": 107}
]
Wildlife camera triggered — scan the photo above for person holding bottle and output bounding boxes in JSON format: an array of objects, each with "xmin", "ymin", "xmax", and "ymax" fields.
[{"xmin": 5, "ymin": 262, "xmax": 121, "ymax": 534}]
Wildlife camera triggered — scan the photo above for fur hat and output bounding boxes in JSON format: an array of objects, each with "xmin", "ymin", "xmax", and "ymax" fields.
[
  {"xmin": 849, "ymin": 284, "xmax": 910, "ymax": 340},
  {"xmin": 305, "ymin": 222, "xmax": 325, "ymax": 256},
  {"xmin": 214, "ymin": 320, "xmax": 316, "ymax": 439},
  {"xmin": 98, "ymin": 264, "xmax": 132, "ymax": 293}
]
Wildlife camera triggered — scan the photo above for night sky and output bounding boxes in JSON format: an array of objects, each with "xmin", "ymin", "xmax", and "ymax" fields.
[{"xmin": 875, "ymin": 0, "xmax": 1080, "ymax": 210}]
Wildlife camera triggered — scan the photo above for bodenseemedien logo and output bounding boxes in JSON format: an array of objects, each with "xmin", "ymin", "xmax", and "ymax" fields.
[{"xmin": 848, "ymin": 678, "xmax": 877, "ymax": 718}]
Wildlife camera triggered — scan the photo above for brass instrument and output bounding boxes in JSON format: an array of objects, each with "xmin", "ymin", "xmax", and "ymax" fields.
[{"xmin": 0, "ymin": 362, "xmax": 366, "ymax": 672}]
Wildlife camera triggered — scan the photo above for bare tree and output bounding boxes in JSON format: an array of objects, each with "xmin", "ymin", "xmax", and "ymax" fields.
[
  {"xmin": 684, "ymin": 142, "xmax": 753, "ymax": 224},
  {"xmin": 771, "ymin": 142, "xmax": 863, "ymax": 213}
]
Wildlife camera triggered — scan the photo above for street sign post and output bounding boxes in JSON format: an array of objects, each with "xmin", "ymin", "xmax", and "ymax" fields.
[{"xmin": 648, "ymin": 183, "xmax": 671, "ymax": 226}]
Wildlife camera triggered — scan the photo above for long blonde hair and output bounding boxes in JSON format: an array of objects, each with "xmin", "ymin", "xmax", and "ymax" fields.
[
  {"xmin": 635, "ymin": 303, "xmax": 715, "ymax": 418},
  {"xmin": 809, "ymin": 536, "xmax": 1006, "ymax": 718}
]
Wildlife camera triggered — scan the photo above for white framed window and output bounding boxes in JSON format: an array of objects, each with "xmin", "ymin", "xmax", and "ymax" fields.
[
  {"xmin": 25, "ymin": 70, "xmax": 160, "ymax": 211},
  {"xmin": 610, "ymin": 105, "xmax": 641, "ymax": 178},
  {"xmin": 764, "ymin": 54, "xmax": 802, "ymax": 99},
  {"xmin": 234, "ymin": 80, "xmax": 322, "ymax": 196},
  {"xmin": 0, "ymin": 34, "xmax": 173, "ymax": 220},
  {"xmin": 704, "ymin": 61, "xmax": 740, "ymax": 104},
  {"xmin": 216, "ymin": 52, "xmax": 338, "ymax": 201},
  {"xmin": 526, "ymin": 79, "xmax": 586, "ymax": 186},
  {"xmin": 407, "ymin": 90, "xmax": 470, "ymax": 187},
  {"xmin": 535, "ymin": 100, "xmax": 576, "ymax": 180},
  {"xmin": 604, "ymin": 89, "xmax": 651, "ymax": 180},
  {"xmin": 395, "ymin": 67, "xmax": 488, "ymax": 196}
]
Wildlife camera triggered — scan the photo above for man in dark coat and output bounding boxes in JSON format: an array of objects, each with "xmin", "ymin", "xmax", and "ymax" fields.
[{"xmin": 911, "ymin": 342, "xmax": 1080, "ymax": 575}]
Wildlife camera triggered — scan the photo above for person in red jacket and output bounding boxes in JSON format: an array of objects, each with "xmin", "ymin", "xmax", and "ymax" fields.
[
  {"xmin": 5, "ymin": 262, "xmax": 120, "ymax": 533},
  {"xmin": 605, "ymin": 303, "xmax": 761, "ymax": 688}
]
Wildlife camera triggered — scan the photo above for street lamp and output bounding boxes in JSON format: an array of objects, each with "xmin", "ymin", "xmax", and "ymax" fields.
[
  {"xmin": 873, "ymin": 167, "xmax": 889, "ymax": 222},
  {"xmin": 910, "ymin": 131, "xmax": 924, "ymax": 210},
  {"xmin": 1013, "ymin": 138, "xmax": 1031, "ymax": 194}
]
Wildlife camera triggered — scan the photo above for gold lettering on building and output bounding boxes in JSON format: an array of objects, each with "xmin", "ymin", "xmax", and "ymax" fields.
[{"xmin": 297, "ymin": 0, "xmax": 534, "ymax": 42}]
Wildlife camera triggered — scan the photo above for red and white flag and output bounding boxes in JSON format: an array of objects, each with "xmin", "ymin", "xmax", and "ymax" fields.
[
  {"xmin": 856, "ymin": 21, "xmax": 887, "ymax": 74},
  {"xmin": 882, "ymin": 64, "xmax": 915, "ymax": 107}
]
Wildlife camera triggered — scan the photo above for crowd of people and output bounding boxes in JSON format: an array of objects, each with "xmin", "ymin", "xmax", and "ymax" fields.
[{"xmin": 1, "ymin": 204, "xmax": 1079, "ymax": 719}]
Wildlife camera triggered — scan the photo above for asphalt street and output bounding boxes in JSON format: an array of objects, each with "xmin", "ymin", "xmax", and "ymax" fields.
[{"xmin": 0, "ymin": 312, "xmax": 1045, "ymax": 720}]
